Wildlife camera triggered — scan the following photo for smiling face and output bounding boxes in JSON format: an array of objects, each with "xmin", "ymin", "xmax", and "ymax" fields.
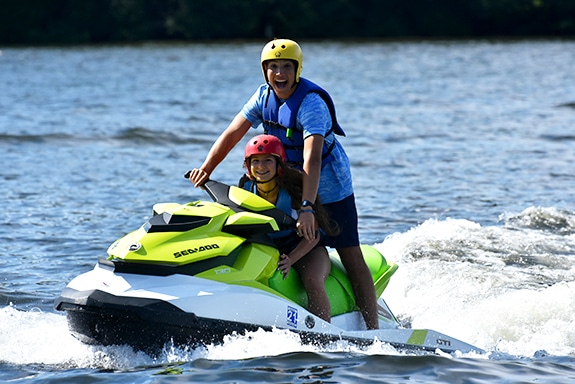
[
  {"xmin": 248, "ymin": 154, "xmax": 279, "ymax": 183},
  {"xmin": 264, "ymin": 59, "xmax": 297, "ymax": 99}
]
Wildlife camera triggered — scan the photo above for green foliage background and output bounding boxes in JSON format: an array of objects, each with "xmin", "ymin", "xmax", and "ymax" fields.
[{"xmin": 1, "ymin": 0, "xmax": 574, "ymax": 45}]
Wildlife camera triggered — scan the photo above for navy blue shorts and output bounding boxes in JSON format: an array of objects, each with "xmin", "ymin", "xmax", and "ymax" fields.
[{"xmin": 321, "ymin": 194, "xmax": 360, "ymax": 249}]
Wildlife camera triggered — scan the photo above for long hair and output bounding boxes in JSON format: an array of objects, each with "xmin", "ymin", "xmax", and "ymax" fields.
[{"xmin": 239, "ymin": 158, "xmax": 340, "ymax": 237}]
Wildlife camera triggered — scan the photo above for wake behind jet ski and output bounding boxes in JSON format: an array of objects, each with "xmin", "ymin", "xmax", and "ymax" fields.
[{"xmin": 54, "ymin": 179, "xmax": 483, "ymax": 355}]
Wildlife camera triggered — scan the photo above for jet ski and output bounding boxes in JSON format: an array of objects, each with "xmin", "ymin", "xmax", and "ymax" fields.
[{"xmin": 54, "ymin": 179, "xmax": 483, "ymax": 355}]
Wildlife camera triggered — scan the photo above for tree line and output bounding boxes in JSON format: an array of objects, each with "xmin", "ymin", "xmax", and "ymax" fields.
[{"xmin": 1, "ymin": 0, "xmax": 574, "ymax": 45}]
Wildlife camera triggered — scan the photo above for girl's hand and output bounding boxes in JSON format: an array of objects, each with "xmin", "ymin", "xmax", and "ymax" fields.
[{"xmin": 277, "ymin": 254, "xmax": 293, "ymax": 279}]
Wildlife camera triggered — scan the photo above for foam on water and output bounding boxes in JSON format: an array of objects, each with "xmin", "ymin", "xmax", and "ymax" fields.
[
  {"xmin": 376, "ymin": 207, "xmax": 575, "ymax": 358},
  {"xmin": 0, "ymin": 306, "xmax": 158, "ymax": 369},
  {"xmin": 0, "ymin": 306, "xmax": 403, "ymax": 369}
]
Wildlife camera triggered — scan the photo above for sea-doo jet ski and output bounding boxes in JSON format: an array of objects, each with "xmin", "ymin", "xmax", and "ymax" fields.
[{"xmin": 54, "ymin": 179, "xmax": 483, "ymax": 355}]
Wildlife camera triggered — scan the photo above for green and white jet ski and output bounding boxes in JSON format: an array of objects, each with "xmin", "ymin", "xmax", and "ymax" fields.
[{"xmin": 54, "ymin": 179, "xmax": 483, "ymax": 355}]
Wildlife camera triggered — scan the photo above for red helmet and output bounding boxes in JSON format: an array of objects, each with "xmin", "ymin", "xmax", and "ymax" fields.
[
  {"xmin": 244, "ymin": 135, "xmax": 286, "ymax": 179},
  {"xmin": 244, "ymin": 134, "xmax": 286, "ymax": 162}
]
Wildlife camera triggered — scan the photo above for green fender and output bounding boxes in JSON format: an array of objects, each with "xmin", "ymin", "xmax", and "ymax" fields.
[{"xmin": 269, "ymin": 244, "xmax": 398, "ymax": 316}]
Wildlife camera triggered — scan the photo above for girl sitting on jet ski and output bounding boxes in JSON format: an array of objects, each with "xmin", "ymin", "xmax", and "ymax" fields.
[{"xmin": 239, "ymin": 134, "xmax": 339, "ymax": 322}]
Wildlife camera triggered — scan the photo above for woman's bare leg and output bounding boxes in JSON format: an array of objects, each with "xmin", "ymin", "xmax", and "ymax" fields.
[
  {"xmin": 337, "ymin": 246, "xmax": 379, "ymax": 329},
  {"xmin": 295, "ymin": 246, "xmax": 331, "ymax": 322}
]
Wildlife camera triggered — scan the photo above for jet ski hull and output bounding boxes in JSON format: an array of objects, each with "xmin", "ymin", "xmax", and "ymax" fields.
[
  {"xmin": 57, "ymin": 290, "xmax": 263, "ymax": 353},
  {"xmin": 54, "ymin": 261, "xmax": 483, "ymax": 355}
]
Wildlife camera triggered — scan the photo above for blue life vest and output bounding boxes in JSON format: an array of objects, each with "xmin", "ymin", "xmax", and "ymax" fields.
[
  {"xmin": 243, "ymin": 180, "xmax": 297, "ymax": 243},
  {"xmin": 262, "ymin": 77, "xmax": 346, "ymax": 168}
]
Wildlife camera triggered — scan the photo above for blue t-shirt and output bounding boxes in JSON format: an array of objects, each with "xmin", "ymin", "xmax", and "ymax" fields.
[{"xmin": 240, "ymin": 84, "xmax": 353, "ymax": 204}]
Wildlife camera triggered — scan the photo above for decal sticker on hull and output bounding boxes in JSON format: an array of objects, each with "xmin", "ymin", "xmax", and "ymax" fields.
[
  {"xmin": 173, "ymin": 243, "xmax": 220, "ymax": 258},
  {"xmin": 287, "ymin": 306, "xmax": 298, "ymax": 328}
]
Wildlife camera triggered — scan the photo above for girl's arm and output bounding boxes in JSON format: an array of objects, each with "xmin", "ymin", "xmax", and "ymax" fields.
[{"xmin": 277, "ymin": 219, "xmax": 320, "ymax": 279}]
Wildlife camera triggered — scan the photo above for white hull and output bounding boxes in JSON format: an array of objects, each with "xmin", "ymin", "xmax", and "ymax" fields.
[{"xmin": 55, "ymin": 261, "xmax": 483, "ymax": 355}]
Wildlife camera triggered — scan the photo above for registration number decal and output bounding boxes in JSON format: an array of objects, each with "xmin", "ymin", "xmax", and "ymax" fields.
[{"xmin": 287, "ymin": 306, "xmax": 298, "ymax": 328}]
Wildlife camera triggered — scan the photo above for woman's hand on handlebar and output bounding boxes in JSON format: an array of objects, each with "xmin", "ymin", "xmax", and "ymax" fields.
[{"xmin": 186, "ymin": 168, "xmax": 210, "ymax": 188}]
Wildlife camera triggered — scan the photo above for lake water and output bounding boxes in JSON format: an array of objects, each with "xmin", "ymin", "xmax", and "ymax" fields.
[{"xmin": 1, "ymin": 39, "xmax": 575, "ymax": 383}]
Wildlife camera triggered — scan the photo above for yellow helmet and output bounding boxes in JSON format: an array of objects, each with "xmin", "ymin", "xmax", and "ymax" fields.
[{"xmin": 260, "ymin": 38, "xmax": 303, "ymax": 82}]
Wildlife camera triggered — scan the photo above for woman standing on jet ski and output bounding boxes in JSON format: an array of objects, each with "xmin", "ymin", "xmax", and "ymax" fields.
[
  {"xmin": 189, "ymin": 38, "xmax": 380, "ymax": 330},
  {"xmin": 239, "ymin": 134, "xmax": 338, "ymax": 323}
]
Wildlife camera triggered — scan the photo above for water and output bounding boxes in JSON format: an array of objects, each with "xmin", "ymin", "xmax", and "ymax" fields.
[{"xmin": 1, "ymin": 40, "xmax": 575, "ymax": 382}]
